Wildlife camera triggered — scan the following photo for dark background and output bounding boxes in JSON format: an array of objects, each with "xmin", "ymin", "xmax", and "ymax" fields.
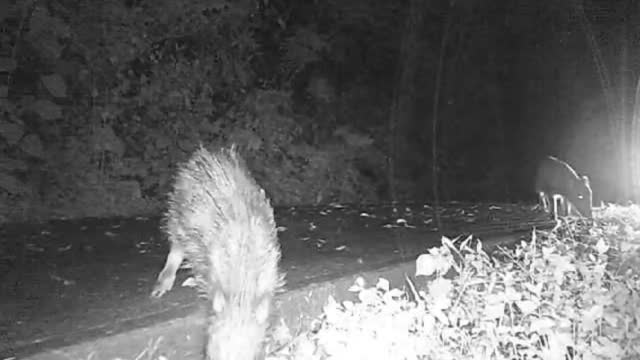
[{"xmin": 0, "ymin": 0, "xmax": 638, "ymax": 224}]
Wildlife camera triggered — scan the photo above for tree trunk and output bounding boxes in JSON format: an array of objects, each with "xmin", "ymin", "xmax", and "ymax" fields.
[{"xmin": 387, "ymin": 0, "xmax": 425, "ymax": 201}]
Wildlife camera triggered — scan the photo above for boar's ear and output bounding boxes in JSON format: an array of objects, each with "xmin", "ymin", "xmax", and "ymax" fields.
[{"xmin": 582, "ymin": 175, "xmax": 590, "ymax": 186}]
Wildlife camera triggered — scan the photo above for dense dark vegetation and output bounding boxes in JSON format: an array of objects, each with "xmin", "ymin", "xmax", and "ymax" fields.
[{"xmin": 0, "ymin": 0, "xmax": 638, "ymax": 224}]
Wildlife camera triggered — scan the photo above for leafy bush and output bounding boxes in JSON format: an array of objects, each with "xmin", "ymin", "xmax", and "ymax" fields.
[
  {"xmin": 269, "ymin": 206, "xmax": 640, "ymax": 359},
  {"xmin": 0, "ymin": 0, "xmax": 395, "ymax": 224}
]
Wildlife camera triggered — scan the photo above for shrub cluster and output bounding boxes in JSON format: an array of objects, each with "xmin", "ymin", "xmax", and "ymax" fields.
[{"xmin": 269, "ymin": 205, "xmax": 640, "ymax": 360}]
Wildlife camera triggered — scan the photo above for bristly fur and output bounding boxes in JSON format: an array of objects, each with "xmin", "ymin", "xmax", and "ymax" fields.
[{"xmin": 162, "ymin": 144, "xmax": 285, "ymax": 360}]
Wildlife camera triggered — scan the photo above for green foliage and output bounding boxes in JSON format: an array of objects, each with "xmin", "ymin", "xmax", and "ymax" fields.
[
  {"xmin": 0, "ymin": 0, "xmax": 264, "ymax": 222},
  {"xmin": 0, "ymin": 0, "xmax": 403, "ymax": 223},
  {"xmin": 267, "ymin": 206, "xmax": 640, "ymax": 359},
  {"xmin": 278, "ymin": 0, "xmax": 403, "ymax": 85},
  {"xmin": 281, "ymin": 26, "xmax": 330, "ymax": 78},
  {"xmin": 216, "ymin": 91, "xmax": 382, "ymax": 205}
]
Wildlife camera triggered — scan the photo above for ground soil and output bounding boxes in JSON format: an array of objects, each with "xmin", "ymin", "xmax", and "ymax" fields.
[{"xmin": 0, "ymin": 201, "xmax": 551, "ymax": 358}]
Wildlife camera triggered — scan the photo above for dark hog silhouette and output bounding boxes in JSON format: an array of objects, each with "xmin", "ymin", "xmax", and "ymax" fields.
[{"xmin": 534, "ymin": 155, "xmax": 593, "ymax": 219}]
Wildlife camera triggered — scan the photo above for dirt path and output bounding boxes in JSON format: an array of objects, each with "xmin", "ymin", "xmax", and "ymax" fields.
[{"xmin": 0, "ymin": 202, "xmax": 552, "ymax": 358}]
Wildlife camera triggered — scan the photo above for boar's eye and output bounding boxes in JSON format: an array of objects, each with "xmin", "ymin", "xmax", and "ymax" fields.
[{"xmin": 577, "ymin": 195, "xmax": 583, "ymax": 199}]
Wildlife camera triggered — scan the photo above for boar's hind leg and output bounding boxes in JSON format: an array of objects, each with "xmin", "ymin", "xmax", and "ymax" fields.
[
  {"xmin": 566, "ymin": 202, "xmax": 574, "ymax": 217},
  {"xmin": 551, "ymin": 194, "xmax": 565, "ymax": 221},
  {"xmin": 538, "ymin": 192, "xmax": 550, "ymax": 212}
]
